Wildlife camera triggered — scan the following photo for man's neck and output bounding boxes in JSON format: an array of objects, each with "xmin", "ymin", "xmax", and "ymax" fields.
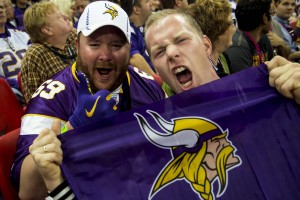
[
  {"xmin": 0, "ymin": 24, "xmax": 5, "ymax": 34},
  {"xmin": 244, "ymin": 28, "xmax": 262, "ymax": 43},
  {"xmin": 274, "ymin": 15, "xmax": 289, "ymax": 22},
  {"xmin": 129, "ymin": 15, "xmax": 144, "ymax": 27},
  {"xmin": 46, "ymin": 35, "xmax": 69, "ymax": 50}
]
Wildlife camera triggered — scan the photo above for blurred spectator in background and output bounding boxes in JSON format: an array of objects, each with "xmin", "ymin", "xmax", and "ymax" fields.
[
  {"xmin": 21, "ymin": 1, "xmax": 76, "ymax": 103},
  {"xmin": 265, "ymin": 0, "xmax": 291, "ymax": 58},
  {"xmin": 0, "ymin": 0, "xmax": 30, "ymax": 105},
  {"xmin": 73, "ymin": 0, "xmax": 90, "ymax": 28},
  {"xmin": 14, "ymin": 0, "xmax": 30, "ymax": 19},
  {"xmin": 187, "ymin": 0, "xmax": 236, "ymax": 78},
  {"xmin": 120, "ymin": 0, "xmax": 156, "ymax": 75},
  {"xmin": 273, "ymin": 0, "xmax": 300, "ymax": 61},
  {"xmin": 70, "ymin": 0, "xmax": 78, "ymax": 27},
  {"xmin": 226, "ymin": 0, "xmax": 275, "ymax": 73},
  {"xmin": 3, "ymin": 0, "xmax": 25, "ymax": 31}
]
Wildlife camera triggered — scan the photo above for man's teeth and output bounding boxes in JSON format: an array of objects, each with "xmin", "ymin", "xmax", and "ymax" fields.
[
  {"xmin": 175, "ymin": 67, "xmax": 186, "ymax": 74},
  {"xmin": 181, "ymin": 80, "xmax": 192, "ymax": 87}
]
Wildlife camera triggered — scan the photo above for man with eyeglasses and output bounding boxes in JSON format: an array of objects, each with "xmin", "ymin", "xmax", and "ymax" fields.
[
  {"xmin": 225, "ymin": 0, "xmax": 276, "ymax": 73},
  {"xmin": 272, "ymin": 0, "xmax": 300, "ymax": 61}
]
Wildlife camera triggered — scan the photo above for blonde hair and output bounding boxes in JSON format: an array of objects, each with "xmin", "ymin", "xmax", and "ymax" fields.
[
  {"xmin": 24, "ymin": 1, "xmax": 58, "ymax": 43},
  {"xmin": 50, "ymin": 0, "xmax": 72, "ymax": 20},
  {"xmin": 145, "ymin": 9, "xmax": 203, "ymax": 37}
]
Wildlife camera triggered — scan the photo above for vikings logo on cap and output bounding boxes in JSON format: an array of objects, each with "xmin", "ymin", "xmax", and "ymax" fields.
[
  {"xmin": 103, "ymin": 3, "xmax": 118, "ymax": 20},
  {"xmin": 134, "ymin": 110, "xmax": 242, "ymax": 200}
]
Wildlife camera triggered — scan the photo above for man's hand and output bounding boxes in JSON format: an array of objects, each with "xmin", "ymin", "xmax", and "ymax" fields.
[
  {"xmin": 29, "ymin": 120, "xmax": 64, "ymax": 192},
  {"xmin": 267, "ymin": 56, "xmax": 300, "ymax": 104},
  {"xmin": 69, "ymin": 72, "xmax": 119, "ymax": 128}
]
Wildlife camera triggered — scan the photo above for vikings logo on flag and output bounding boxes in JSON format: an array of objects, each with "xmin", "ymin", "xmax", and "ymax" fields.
[
  {"xmin": 103, "ymin": 3, "xmax": 118, "ymax": 20},
  {"xmin": 135, "ymin": 110, "xmax": 242, "ymax": 200}
]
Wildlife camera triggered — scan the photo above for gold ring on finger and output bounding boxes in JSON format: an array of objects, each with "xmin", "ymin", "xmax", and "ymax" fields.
[{"xmin": 43, "ymin": 145, "xmax": 48, "ymax": 152}]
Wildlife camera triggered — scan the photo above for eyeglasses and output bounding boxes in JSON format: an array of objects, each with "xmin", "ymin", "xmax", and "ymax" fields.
[
  {"xmin": 232, "ymin": 18, "xmax": 237, "ymax": 27},
  {"xmin": 269, "ymin": 11, "xmax": 275, "ymax": 16}
]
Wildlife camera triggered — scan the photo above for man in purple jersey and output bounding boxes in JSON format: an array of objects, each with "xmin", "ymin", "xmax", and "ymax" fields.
[
  {"xmin": 11, "ymin": 1, "xmax": 165, "ymax": 199},
  {"xmin": 13, "ymin": 0, "xmax": 30, "ymax": 19}
]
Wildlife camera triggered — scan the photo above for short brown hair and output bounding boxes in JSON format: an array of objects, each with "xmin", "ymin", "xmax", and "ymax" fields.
[
  {"xmin": 187, "ymin": 0, "xmax": 231, "ymax": 46},
  {"xmin": 24, "ymin": 1, "xmax": 58, "ymax": 43}
]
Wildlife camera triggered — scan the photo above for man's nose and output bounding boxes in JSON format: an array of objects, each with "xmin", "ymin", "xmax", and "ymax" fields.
[
  {"xmin": 97, "ymin": 45, "xmax": 112, "ymax": 61},
  {"xmin": 166, "ymin": 44, "xmax": 179, "ymax": 62}
]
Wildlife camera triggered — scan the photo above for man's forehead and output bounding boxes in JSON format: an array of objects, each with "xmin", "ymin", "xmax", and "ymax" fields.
[
  {"xmin": 159, "ymin": 14, "xmax": 186, "ymax": 26},
  {"xmin": 279, "ymin": 0, "xmax": 295, "ymax": 4},
  {"xmin": 147, "ymin": 14, "xmax": 194, "ymax": 37}
]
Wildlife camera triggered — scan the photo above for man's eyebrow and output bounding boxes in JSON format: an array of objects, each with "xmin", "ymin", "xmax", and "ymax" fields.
[
  {"xmin": 150, "ymin": 31, "xmax": 187, "ymax": 53},
  {"xmin": 150, "ymin": 44, "xmax": 164, "ymax": 54}
]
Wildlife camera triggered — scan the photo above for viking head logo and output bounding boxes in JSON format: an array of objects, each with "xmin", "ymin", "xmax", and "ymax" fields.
[
  {"xmin": 134, "ymin": 110, "xmax": 241, "ymax": 200},
  {"xmin": 103, "ymin": 3, "xmax": 118, "ymax": 20}
]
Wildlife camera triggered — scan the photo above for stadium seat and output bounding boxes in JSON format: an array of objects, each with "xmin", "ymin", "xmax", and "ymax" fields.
[
  {"xmin": 0, "ymin": 78, "xmax": 24, "ymax": 135},
  {"xmin": 0, "ymin": 128, "xmax": 20, "ymax": 200},
  {"xmin": 17, "ymin": 72, "xmax": 27, "ymax": 106}
]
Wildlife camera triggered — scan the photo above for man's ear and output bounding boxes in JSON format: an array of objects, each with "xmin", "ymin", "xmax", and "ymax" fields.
[
  {"xmin": 262, "ymin": 13, "xmax": 270, "ymax": 24},
  {"xmin": 41, "ymin": 26, "xmax": 53, "ymax": 36},
  {"xmin": 202, "ymin": 35, "xmax": 213, "ymax": 55},
  {"xmin": 132, "ymin": 5, "xmax": 140, "ymax": 15},
  {"xmin": 175, "ymin": 0, "xmax": 183, "ymax": 8}
]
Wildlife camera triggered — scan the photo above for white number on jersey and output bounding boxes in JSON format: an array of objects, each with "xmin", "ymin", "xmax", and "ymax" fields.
[{"xmin": 32, "ymin": 79, "xmax": 66, "ymax": 100}]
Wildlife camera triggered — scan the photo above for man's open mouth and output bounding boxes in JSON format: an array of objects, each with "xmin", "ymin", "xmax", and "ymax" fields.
[
  {"xmin": 174, "ymin": 66, "xmax": 192, "ymax": 87},
  {"xmin": 97, "ymin": 68, "xmax": 113, "ymax": 79}
]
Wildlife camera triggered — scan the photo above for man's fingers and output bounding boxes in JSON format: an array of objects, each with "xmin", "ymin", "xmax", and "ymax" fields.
[
  {"xmin": 77, "ymin": 72, "xmax": 91, "ymax": 96},
  {"xmin": 267, "ymin": 55, "xmax": 290, "ymax": 71},
  {"xmin": 275, "ymin": 77, "xmax": 294, "ymax": 99},
  {"xmin": 51, "ymin": 119, "xmax": 61, "ymax": 136},
  {"xmin": 269, "ymin": 63, "xmax": 300, "ymax": 103},
  {"xmin": 269, "ymin": 65, "xmax": 292, "ymax": 86}
]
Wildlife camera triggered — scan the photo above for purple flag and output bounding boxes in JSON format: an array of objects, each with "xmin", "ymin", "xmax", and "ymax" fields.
[{"xmin": 60, "ymin": 64, "xmax": 300, "ymax": 200}]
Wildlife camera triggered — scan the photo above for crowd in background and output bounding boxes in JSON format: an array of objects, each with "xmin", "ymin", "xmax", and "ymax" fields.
[{"xmin": 1, "ymin": 0, "xmax": 300, "ymax": 199}]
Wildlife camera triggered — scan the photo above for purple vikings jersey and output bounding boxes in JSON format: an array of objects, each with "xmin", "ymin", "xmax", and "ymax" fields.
[
  {"xmin": 11, "ymin": 63, "xmax": 166, "ymax": 189},
  {"xmin": 130, "ymin": 22, "xmax": 155, "ymax": 71}
]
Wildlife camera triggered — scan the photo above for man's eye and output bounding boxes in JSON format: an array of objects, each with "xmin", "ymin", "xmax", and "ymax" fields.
[
  {"xmin": 90, "ymin": 43, "xmax": 100, "ymax": 47},
  {"xmin": 155, "ymin": 49, "xmax": 165, "ymax": 58},
  {"xmin": 111, "ymin": 43, "xmax": 122, "ymax": 48},
  {"xmin": 177, "ymin": 38, "xmax": 187, "ymax": 43}
]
